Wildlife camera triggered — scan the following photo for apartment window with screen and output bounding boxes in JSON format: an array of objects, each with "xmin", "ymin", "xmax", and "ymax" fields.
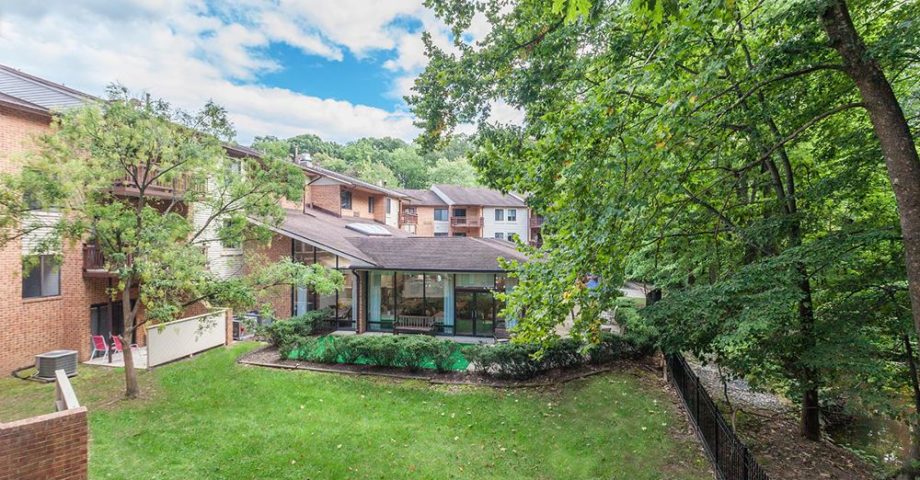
[
  {"xmin": 434, "ymin": 208, "xmax": 448, "ymax": 221},
  {"xmin": 494, "ymin": 209, "xmax": 504, "ymax": 221},
  {"xmin": 494, "ymin": 232, "xmax": 504, "ymax": 240},
  {"xmin": 22, "ymin": 255, "xmax": 60, "ymax": 298},
  {"xmin": 507, "ymin": 209, "xmax": 517, "ymax": 221},
  {"xmin": 341, "ymin": 190, "xmax": 352, "ymax": 209},
  {"xmin": 368, "ymin": 196, "xmax": 375, "ymax": 213}
]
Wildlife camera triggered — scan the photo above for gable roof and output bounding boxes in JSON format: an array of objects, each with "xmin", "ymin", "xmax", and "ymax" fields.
[
  {"xmin": 259, "ymin": 207, "xmax": 411, "ymax": 265},
  {"xmin": 431, "ymin": 184, "xmax": 527, "ymax": 207},
  {"xmin": 0, "ymin": 64, "xmax": 96, "ymax": 112},
  {"xmin": 346, "ymin": 237, "xmax": 528, "ymax": 272},
  {"xmin": 299, "ymin": 162, "xmax": 408, "ymax": 198},
  {"xmin": 398, "ymin": 189, "xmax": 447, "ymax": 207}
]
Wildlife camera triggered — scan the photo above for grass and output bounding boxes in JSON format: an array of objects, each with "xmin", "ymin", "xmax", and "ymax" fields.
[{"xmin": 0, "ymin": 343, "xmax": 711, "ymax": 480}]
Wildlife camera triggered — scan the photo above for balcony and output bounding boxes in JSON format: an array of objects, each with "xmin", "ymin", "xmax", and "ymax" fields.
[
  {"xmin": 399, "ymin": 212, "xmax": 418, "ymax": 224},
  {"xmin": 82, "ymin": 243, "xmax": 115, "ymax": 278},
  {"xmin": 110, "ymin": 166, "xmax": 195, "ymax": 200},
  {"xmin": 530, "ymin": 216, "xmax": 544, "ymax": 229},
  {"xmin": 450, "ymin": 216, "xmax": 483, "ymax": 228}
]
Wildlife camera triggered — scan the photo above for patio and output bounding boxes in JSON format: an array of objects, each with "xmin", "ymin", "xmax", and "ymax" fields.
[{"xmin": 84, "ymin": 347, "xmax": 148, "ymax": 369}]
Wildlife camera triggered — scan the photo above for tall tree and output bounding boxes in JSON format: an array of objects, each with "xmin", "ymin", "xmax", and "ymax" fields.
[
  {"xmin": 409, "ymin": 0, "xmax": 917, "ymax": 445},
  {"xmin": 0, "ymin": 88, "xmax": 342, "ymax": 398}
]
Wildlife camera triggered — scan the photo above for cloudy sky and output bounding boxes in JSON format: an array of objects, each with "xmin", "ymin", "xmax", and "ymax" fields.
[{"xmin": 0, "ymin": 1, "xmax": 512, "ymax": 144}]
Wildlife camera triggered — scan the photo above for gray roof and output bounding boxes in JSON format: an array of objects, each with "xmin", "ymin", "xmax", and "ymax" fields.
[
  {"xmin": 431, "ymin": 184, "xmax": 527, "ymax": 207},
  {"xmin": 0, "ymin": 64, "xmax": 96, "ymax": 111},
  {"xmin": 346, "ymin": 237, "xmax": 528, "ymax": 271},
  {"xmin": 264, "ymin": 208, "xmax": 410, "ymax": 265},
  {"xmin": 300, "ymin": 162, "xmax": 408, "ymax": 198},
  {"xmin": 398, "ymin": 189, "xmax": 447, "ymax": 206}
]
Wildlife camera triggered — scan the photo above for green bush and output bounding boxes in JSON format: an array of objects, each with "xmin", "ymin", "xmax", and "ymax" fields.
[
  {"xmin": 467, "ymin": 343, "xmax": 543, "ymax": 380},
  {"xmin": 288, "ymin": 334, "xmax": 471, "ymax": 372},
  {"xmin": 260, "ymin": 309, "xmax": 331, "ymax": 358}
]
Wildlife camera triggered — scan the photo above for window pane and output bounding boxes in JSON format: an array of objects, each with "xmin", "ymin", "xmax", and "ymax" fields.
[
  {"xmin": 494, "ymin": 209, "xmax": 504, "ymax": 221},
  {"xmin": 341, "ymin": 191, "xmax": 352, "ymax": 209},
  {"xmin": 434, "ymin": 209, "xmax": 448, "ymax": 221},
  {"xmin": 455, "ymin": 273, "xmax": 495, "ymax": 288},
  {"xmin": 425, "ymin": 273, "xmax": 446, "ymax": 322},
  {"xmin": 494, "ymin": 232, "xmax": 504, "ymax": 239},
  {"xmin": 396, "ymin": 272, "xmax": 425, "ymax": 317},
  {"xmin": 454, "ymin": 208, "xmax": 466, "ymax": 217},
  {"xmin": 434, "ymin": 232, "xmax": 448, "ymax": 237},
  {"xmin": 508, "ymin": 209, "xmax": 516, "ymax": 221},
  {"xmin": 338, "ymin": 274, "xmax": 353, "ymax": 323},
  {"xmin": 380, "ymin": 272, "xmax": 396, "ymax": 323},
  {"xmin": 316, "ymin": 250, "xmax": 337, "ymax": 268},
  {"xmin": 386, "ymin": 198, "xmax": 392, "ymax": 214},
  {"xmin": 368, "ymin": 196, "xmax": 375, "ymax": 213},
  {"xmin": 22, "ymin": 258, "xmax": 42, "ymax": 298},
  {"xmin": 42, "ymin": 256, "xmax": 60, "ymax": 296}
]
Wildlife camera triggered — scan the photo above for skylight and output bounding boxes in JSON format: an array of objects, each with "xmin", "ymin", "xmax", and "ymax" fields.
[{"xmin": 346, "ymin": 223, "xmax": 392, "ymax": 236}]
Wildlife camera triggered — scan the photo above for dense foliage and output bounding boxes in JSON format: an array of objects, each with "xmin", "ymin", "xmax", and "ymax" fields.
[
  {"xmin": 253, "ymin": 133, "xmax": 481, "ymax": 188},
  {"xmin": 409, "ymin": 0, "xmax": 919, "ymax": 455},
  {"xmin": 283, "ymin": 332, "xmax": 649, "ymax": 378}
]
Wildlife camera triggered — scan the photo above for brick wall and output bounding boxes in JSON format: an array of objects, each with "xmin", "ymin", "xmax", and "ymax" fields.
[
  {"xmin": 310, "ymin": 184, "xmax": 341, "ymax": 215},
  {"xmin": 341, "ymin": 189, "xmax": 373, "ymax": 221},
  {"xmin": 412, "ymin": 206, "xmax": 437, "ymax": 236},
  {"xmin": 0, "ymin": 107, "xmax": 119, "ymax": 375},
  {"xmin": 245, "ymin": 234, "xmax": 293, "ymax": 319},
  {"xmin": 0, "ymin": 407, "xmax": 88, "ymax": 480}
]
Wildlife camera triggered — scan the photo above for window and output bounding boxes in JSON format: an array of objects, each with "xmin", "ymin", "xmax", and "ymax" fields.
[
  {"xmin": 434, "ymin": 209, "xmax": 448, "ymax": 221},
  {"xmin": 494, "ymin": 209, "xmax": 504, "ymax": 221},
  {"xmin": 341, "ymin": 190, "xmax": 352, "ymax": 209},
  {"xmin": 22, "ymin": 255, "xmax": 60, "ymax": 298},
  {"xmin": 368, "ymin": 196, "xmax": 375, "ymax": 213},
  {"xmin": 453, "ymin": 208, "xmax": 467, "ymax": 218},
  {"xmin": 434, "ymin": 232, "xmax": 448, "ymax": 237},
  {"xmin": 386, "ymin": 198, "xmax": 392, "ymax": 214},
  {"xmin": 507, "ymin": 209, "xmax": 517, "ymax": 221},
  {"xmin": 494, "ymin": 232, "xmax": 504, "ymax": 240},
  {"xmin": 509, "ymin": 233, "xmax": 519, "ymax": 242},
  {"xmin": 453, "ymin": 232, "xmax": 466, "ymax": 237},
  {"xmin": 221, "ymin": 220, "xmax": 241, "ymax": 250}
]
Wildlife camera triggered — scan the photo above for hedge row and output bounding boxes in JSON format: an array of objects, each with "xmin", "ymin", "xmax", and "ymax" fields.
[
  {"xmin": 289, "ymin": 334, "xmax": 471, "ymax": 372},
  {"xmin": 273, "ymin": 331, "xmax": 650, "ymax": 379}
]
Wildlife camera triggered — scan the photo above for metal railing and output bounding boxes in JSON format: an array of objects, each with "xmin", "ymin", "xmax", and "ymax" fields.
[
  {"xmin": 667, "ymin": 353, "xmax": 770, "ymax": 480},
  {"xmin": 400, "ymin": 212, "xmax": 418, "ymax": 224}
]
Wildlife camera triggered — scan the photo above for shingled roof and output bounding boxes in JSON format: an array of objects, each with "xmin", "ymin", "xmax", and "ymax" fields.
[
  {"xmin": 398, "ymin": 188, "xmax": 447, "ymax": 206},
  {"xmin": 0, "ymin": 64, "xmax": 97, "ymax": 112},
  {"xmin": 346, "ymin": 237, "xmax": 528, "ymax": 271},
  {"xmin": 431, "ymin": 184, "xmax": 527, "ymax": 207},
  {"xmin": 299, "ymin": 162, "xmax": 408, "ymax": 198}
]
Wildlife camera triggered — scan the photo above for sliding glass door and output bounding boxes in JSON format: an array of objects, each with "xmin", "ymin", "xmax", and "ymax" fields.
[{"xmin": 454, "ymin": 290, "xmax": 495, "ymax": 337}]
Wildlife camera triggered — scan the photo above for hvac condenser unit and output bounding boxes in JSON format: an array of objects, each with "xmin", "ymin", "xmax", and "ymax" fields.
[{"xmin": 35, "ymin": 350, "xmax": 78, "ymax": 380}]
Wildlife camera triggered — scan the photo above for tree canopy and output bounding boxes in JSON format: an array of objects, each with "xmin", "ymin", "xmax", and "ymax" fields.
[{"xmin": 410, "ymin": 0, "xmax": 919, "ymax": 452}]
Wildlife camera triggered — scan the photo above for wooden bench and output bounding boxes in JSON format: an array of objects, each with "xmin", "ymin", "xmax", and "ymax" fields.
[{"xmin": 393, "ymin": 315, "xmax": 439, "ymax": 335}]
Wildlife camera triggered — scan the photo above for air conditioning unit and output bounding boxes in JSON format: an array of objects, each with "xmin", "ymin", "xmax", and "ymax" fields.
[{"xmin": 35, "ymin": 350, "xmax": 78, "ymax": 380}]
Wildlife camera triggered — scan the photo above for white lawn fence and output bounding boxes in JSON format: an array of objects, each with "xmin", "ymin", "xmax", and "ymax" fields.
[{"xmin": 146, "ymin": 309, "xmax": 230, "ymax": 368}]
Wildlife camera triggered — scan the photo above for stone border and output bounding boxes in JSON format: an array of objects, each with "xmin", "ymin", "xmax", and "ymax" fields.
[{"xmin": 237, "ymin": 344, "xmax": 613, "ymax": 388}]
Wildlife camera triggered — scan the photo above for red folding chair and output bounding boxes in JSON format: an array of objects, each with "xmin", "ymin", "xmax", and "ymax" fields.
[
  {"xmin": 90, "ymin": 335, "xmax": 108, "ymax": 358},
  {"xmin": 112, "ymin": 336, "xmax": 125, "ymax": 353}
]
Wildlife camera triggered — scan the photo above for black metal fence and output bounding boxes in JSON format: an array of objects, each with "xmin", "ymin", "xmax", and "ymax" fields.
[{"xmin": 666, "ymin": 353, "xmax": 770, "ymax": 480}]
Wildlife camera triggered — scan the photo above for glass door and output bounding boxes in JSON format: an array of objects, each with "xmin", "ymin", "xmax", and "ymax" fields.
[{"xmin": 454, "ymin": 290, "xmax": 495, "ymax": 337}]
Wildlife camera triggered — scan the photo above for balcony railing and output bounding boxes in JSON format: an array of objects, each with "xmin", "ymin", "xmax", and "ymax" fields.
[
  {"xmin": 82, "ymin": 243, "xmax": 115, "ymax": 278},
  {"xmin": 450, "ymin": 216, "xmax": 483, "ymax": 227},
  {"xmin": 399, "ymin": 212, "xmax": 418, "ymax": 224},
  {"xmin": 110, "ymin": 165, "xmax": 196, "ymax": 199}
]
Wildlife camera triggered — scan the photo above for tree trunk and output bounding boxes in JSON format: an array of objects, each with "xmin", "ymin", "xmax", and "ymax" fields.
[
  {"xmin": 902, "ymin": 335, "xmax": 920, "ymax": 480},
  {"xmin": 821, "ymin": 0, "xmax": 920, "ymax": 340},
  {"xmin": 121, "ymin": 287, "xmax": 140, "ymax": 399},
  {"xmin": 798, "ymin": 264, "xmax": 821, "ymax": 441}
]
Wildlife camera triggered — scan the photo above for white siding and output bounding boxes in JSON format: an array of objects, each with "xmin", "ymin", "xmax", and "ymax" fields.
[
  {"xmin": 191, "ymin": 201, "xmax": 242, "ymax": 279},
  {"xmin": 21, "ymin": 210, "xmax": 61, "ymax": 254},
  {"xmin": 482, "ymin": 207, "xmax": 529, "ymax": 242},
  {"xmin": 385, "ymin": 197, "xmax": 399, "ymax": 227}
]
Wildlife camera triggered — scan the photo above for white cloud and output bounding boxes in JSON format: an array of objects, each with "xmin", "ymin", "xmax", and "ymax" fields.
[{"xmin": 0, "ymin": 0, "xmax": 504, "ymax": 143}]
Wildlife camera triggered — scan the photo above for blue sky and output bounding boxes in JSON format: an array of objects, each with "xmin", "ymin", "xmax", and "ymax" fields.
[{"xmin": 0, "ymin": 1, "xmax": 499, "ymax": 143}]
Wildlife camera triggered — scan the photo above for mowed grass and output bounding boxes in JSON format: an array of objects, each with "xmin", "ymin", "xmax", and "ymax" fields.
[{"xmin": 0, "ymin": 343, "xmax": 711, "ymax": 480}]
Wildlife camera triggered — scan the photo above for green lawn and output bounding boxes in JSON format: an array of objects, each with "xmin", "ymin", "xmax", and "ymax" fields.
[{"xmin": 0, "ymin": 343, "xmax": 711, "ymax": 480}]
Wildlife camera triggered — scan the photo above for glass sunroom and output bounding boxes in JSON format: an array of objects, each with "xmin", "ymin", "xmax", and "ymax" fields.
[{"xmin": 367, "ymin": 271, "xmax": 514, "ymax": 337}]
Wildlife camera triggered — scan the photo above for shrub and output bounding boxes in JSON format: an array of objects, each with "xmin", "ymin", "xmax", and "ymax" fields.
[
  {"xmin": 541, "ymin": 338, "xmax": 585, "ymax": 370},
  {"xmin": 287, "ymin": 334, "xmax": 472, "ymax": 372},
  {"xmin": 261, "ymin": 309, "xmax": 331, "ymax": 358},
  {"xmin": 468, "ymin": 342, "xmax": 543, "ymax": 380}
]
